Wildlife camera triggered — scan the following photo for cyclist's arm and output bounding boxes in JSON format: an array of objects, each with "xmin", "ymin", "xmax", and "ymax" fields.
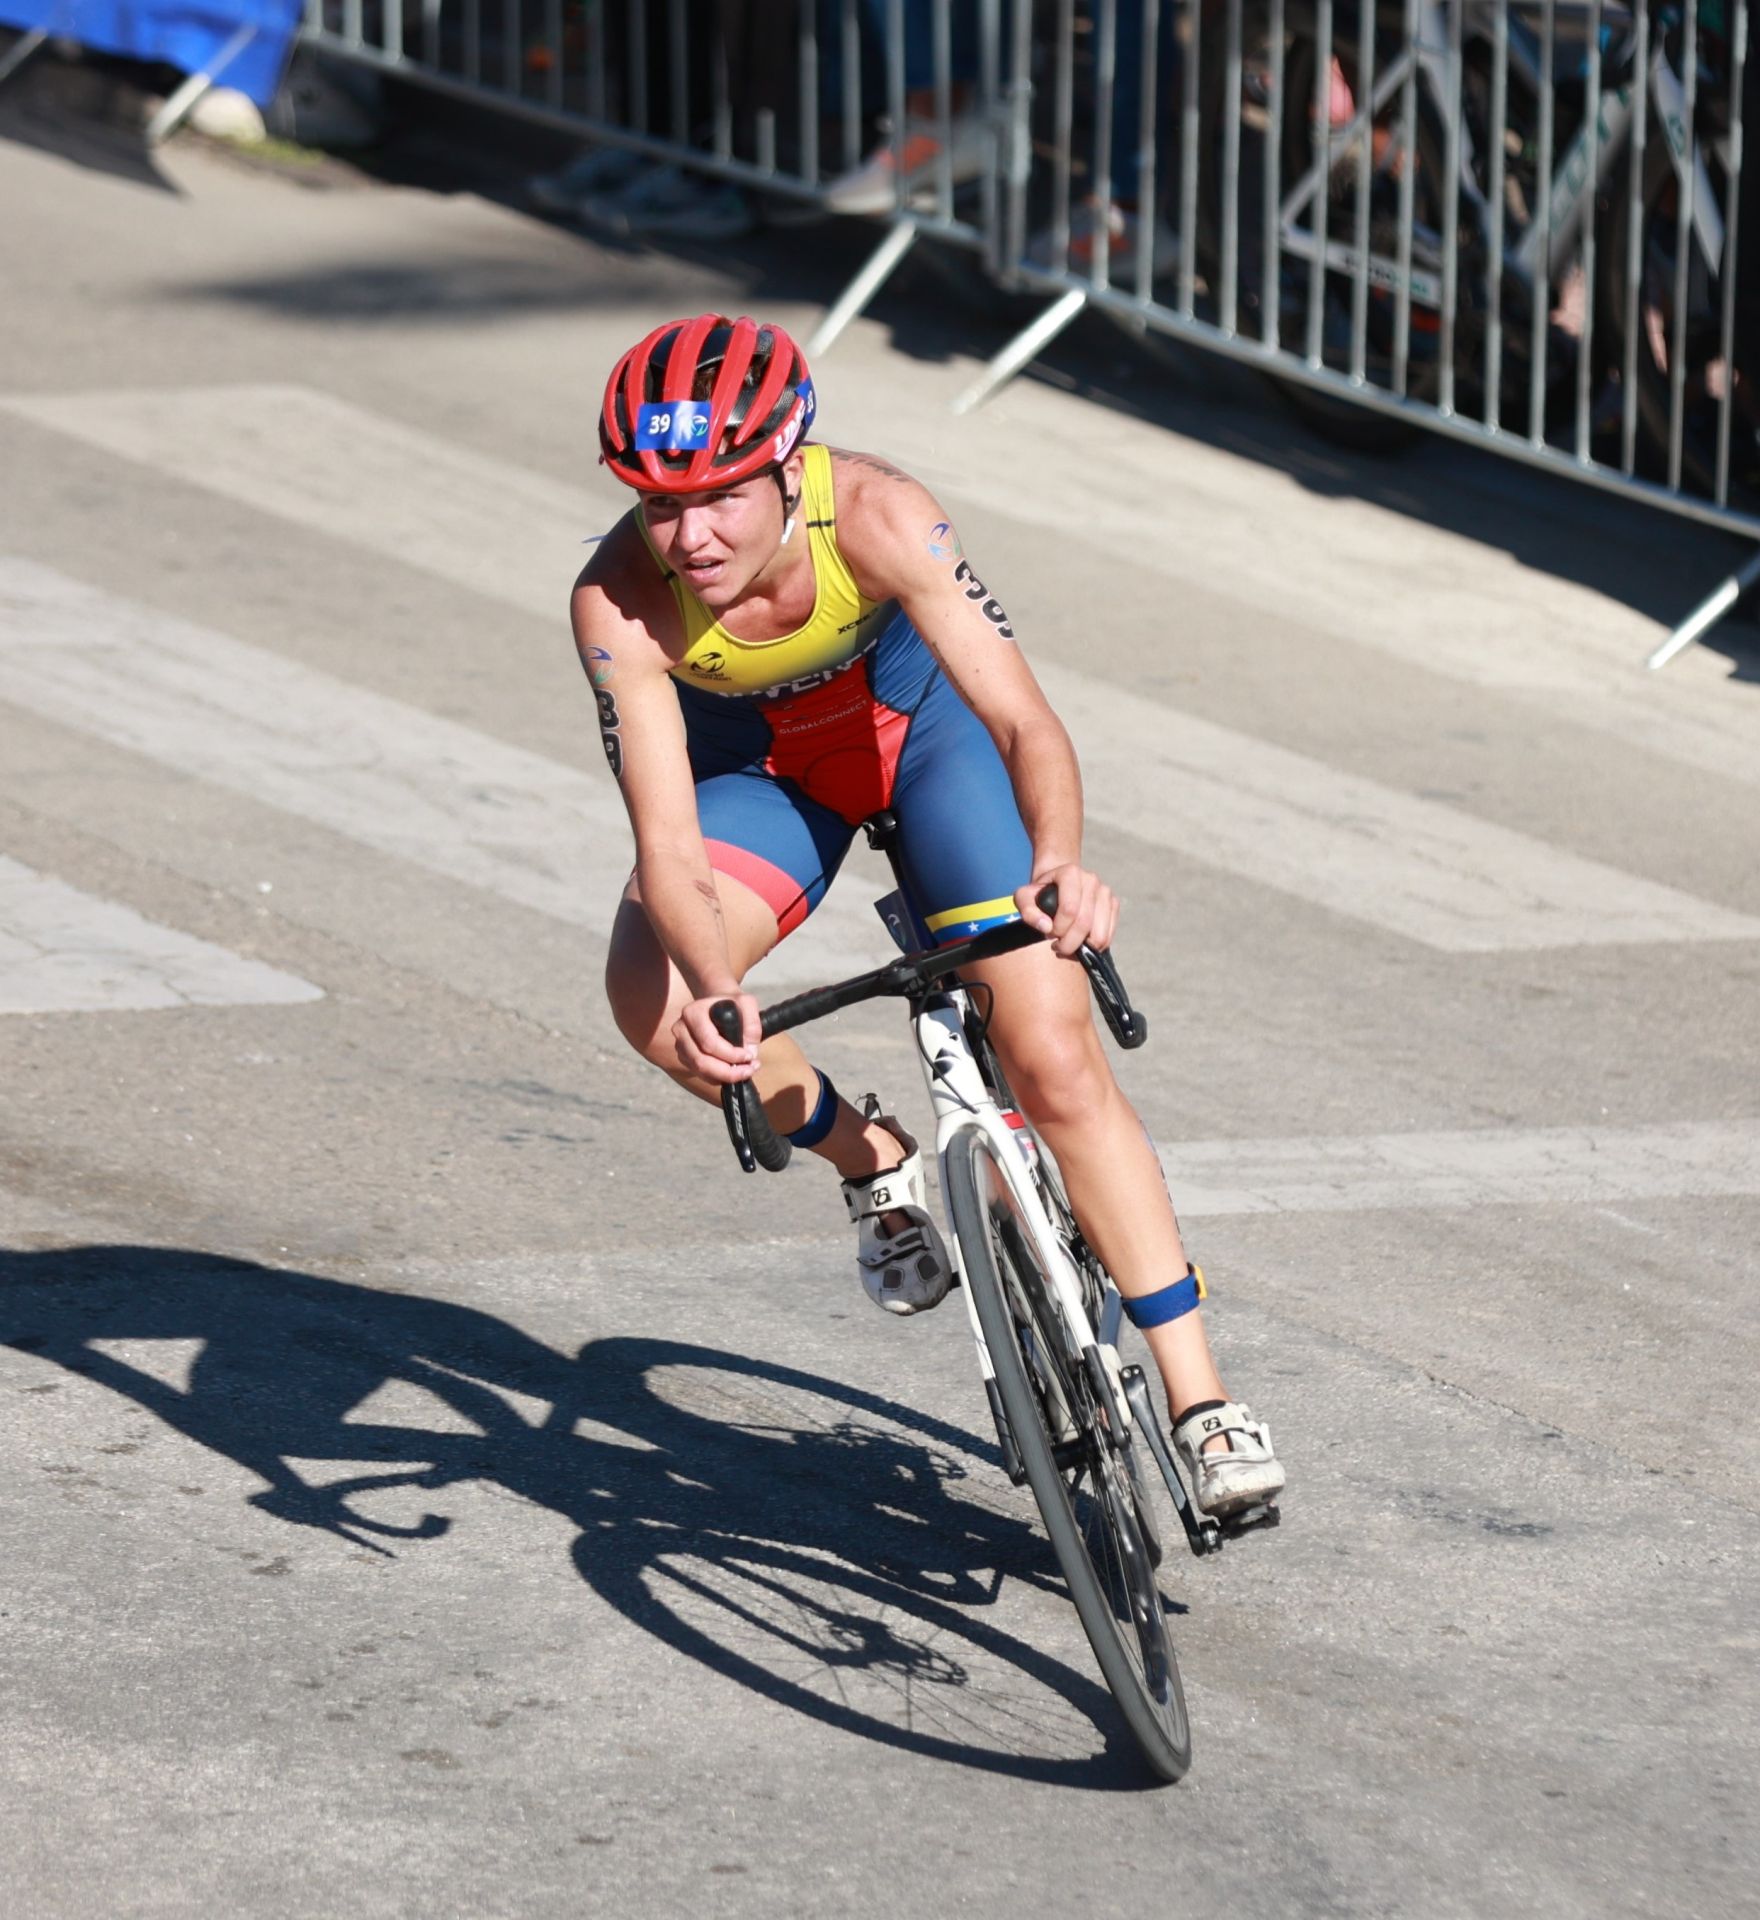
[
  {"xmin": 833, "ymin": 453, "xmax": 1112, "ymax": 954},
  {"xmin": 569, "ymin": 535, "xmax": 746, "ymax": 1012}
]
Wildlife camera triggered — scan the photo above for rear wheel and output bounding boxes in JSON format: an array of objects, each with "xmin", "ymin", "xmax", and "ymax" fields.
[{"xmin": 946, "ymin": 1126, "xmax": 1191, "ymax": 1781}]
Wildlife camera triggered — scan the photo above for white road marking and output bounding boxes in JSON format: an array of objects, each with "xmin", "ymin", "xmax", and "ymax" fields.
[
  {"xmin": 0, "ymin": 855, "xmax": 322, "ymax": 1013},
  {"xmin": 1037, "ymin": 663, "xmax": 1760, "ymax": 950},
  {"xmin": 1160, "ymin": 1118, "xmax": 1760, "ymax": 1217},
  {"xmin": 7, "ymin": 384, "xmax": 1757, "ymax": 951},
  {"xmin": 945, "ymin": 412, "xmax": 1760, "ymax": 795},
  {"xmin": 0, "ymin": 559, "xmax": 887, "ymax": 986}
]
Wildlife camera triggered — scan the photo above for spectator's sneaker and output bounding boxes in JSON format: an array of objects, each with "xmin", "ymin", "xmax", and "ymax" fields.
[
  {"xmin": 1029, "ymin": 199, "xmax": 1181, "ymax": 279},
  {"xmin": 526, "ymin": 145, "xmax": 649, "ymax": 217},
  {"xmin": 842, "ymin": 1101, "xmax": 954, "ymax": 1316},
  {"xmin": 582, "ymin": 162, "xmax": 755, "ymax": 241},
  {"xmin": 1172, "ymin": 1400, "xmax": 1285, "ymax": 1518},
  {"xmin": 822, "ymin": 113, "xmax": 992, "ymax": 215}
]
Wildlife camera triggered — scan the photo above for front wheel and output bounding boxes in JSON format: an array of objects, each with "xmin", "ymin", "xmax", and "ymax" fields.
[{"xmin": 946, "ymin": 1126, "xmax": 1191, "ymax": 1781}]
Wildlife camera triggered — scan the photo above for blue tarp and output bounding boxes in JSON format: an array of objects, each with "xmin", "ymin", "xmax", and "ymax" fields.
[{"xmin": 0, "ymin": 0, "xmax": 303, "ymax": 107}]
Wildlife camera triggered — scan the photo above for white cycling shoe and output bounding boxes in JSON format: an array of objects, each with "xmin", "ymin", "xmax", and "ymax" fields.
[
  {"xmin": 841, "ymin": 1100, "xmax": 954, "ymax": 1316},
  {"xmin": 1172, "ymin": 1400, "xmax": 1286, "ymax": 1518}
]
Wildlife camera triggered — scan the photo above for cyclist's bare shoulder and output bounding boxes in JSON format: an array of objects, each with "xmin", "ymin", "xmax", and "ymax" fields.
[
  {"xmin": 570, "ymin": 508, "xmax": 678, "ymax": 675},
  {"xmin": 826, "ymin": 445, "xmax": 947, "ymax": 593}
]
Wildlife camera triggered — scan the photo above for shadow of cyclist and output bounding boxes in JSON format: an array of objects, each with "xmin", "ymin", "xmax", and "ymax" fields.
[{"xmin": 1, "ymin": 1242, "xmax": 1165, "ymax": 1788}]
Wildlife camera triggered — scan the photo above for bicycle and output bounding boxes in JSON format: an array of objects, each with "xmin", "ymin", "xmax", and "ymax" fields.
[{"xmin": 707, "ymin": 811, "xmax": 1277, "ymax": 1782}]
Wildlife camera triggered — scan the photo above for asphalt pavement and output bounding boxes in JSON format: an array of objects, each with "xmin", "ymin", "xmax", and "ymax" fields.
[{"xmin": 2, "ymin": 73, "xmax": 1757, "ymax": 1920}]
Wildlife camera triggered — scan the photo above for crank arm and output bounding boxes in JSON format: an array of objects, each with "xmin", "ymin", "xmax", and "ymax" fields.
[{"xmin": 1121, "ymin": 1365, "xmax": 1221, "ymax": 1556}]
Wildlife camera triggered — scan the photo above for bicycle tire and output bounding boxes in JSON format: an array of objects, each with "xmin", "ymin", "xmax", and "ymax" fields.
[{"xmin": 946, "ymin": 1125, "xmax": 1191, "ymax": 1781}]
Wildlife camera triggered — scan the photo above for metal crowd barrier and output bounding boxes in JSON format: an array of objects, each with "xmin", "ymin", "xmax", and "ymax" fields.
[
  {"xmin": 955, "ymin": 0, "xmax": 1756, "ymax": 662},
  {"xmin": 298, "ymin": 1, "xmax": 1757, "ymax": 660},
  {"xmin": 299, "ymin": 0, "xmax": 1006, "ymax": 267}
]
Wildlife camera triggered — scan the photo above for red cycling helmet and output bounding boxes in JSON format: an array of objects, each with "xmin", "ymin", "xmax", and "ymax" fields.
[{"xmin": 599, "ymin": 314, "xmax": 816, "ymax": 493}]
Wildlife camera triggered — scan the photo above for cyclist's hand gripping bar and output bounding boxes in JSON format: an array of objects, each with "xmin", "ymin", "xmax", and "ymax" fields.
[
  {"xmin": 1036, "ymin": 884, "xmax": 1149, "ymax": 1050},
  {"xmin": 709, "ymin": 1000, "xmax": 791, "ymax": 1174}
]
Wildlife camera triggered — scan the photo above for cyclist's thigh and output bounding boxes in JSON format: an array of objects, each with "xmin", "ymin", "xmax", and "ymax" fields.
[
  {"xmin": 691, "ymin": 764, "xmax": 856, "ymax": 943},
  {"xmin": 891, "ymin": 671, "xmax": 1034, "ymax": 945}
]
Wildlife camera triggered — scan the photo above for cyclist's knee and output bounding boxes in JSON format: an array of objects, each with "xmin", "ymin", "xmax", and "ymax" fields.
[
  {"xmin": 605, "ymin": 903, "xmax": 684, "ymax": 1069},
  {"xmin": 1005, "ymin": 1024, "xmax": 1115, "ymax": 1131}
]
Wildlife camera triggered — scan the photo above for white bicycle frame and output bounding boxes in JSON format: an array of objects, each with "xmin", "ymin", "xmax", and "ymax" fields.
[{"xmin": 908, "ymin": 992, "xmax": 1135, "ymax": 1418}]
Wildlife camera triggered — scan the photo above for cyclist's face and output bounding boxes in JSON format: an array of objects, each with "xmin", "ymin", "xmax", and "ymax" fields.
[{"xmin": 640, "ymin": 468, "xmax": 787, "ymax": 604}]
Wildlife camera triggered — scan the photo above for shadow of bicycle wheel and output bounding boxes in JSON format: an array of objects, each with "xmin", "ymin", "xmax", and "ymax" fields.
[{"xmin": 2, "ymin": 1243, "xmax": 1173, "ymax": 1789}]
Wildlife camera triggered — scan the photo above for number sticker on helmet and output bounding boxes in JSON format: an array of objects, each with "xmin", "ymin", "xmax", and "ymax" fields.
[{"xmin": 636, "ymin": 402, "xmax": 712, "ymax": 450}]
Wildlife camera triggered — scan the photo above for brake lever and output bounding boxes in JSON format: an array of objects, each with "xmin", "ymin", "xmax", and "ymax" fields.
[
  {"xmin": 709, "ymin": 1000, "xmax": 790, "ymax": 1173},
  {"xmin": 1034, "ymin": 885, "xmax": 1149, "ymax": 1049}
]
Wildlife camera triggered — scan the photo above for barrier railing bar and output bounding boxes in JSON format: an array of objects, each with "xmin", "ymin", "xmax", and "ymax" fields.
[
  {"xmin": 1259, "ymin": 0, "xmax": 1282, "ymax": 353},
  {"xmin": 423, "ymin": 0, "xmax": 439, "ymax": 73},
  {"xmin": 386, "ymin": 0, "xmax": 402, "ymax": 64},
  {"xmin": 667, "ymin": 0, "xmax": 687, "ymax": 142},
  {"xmin": 1622, "ymin": 0, "xmax": 1648, "ymax": 473},
  {"xmin": 1715, "ymin": 0, "xmax": 1748, "ymax": 506},
  {"xmin": 1669, "ymin": 0, "xmax": 1701, "ymax": 490},
  {"xmin": 1440, "ymin": 0, "xmax": 1463, "ymax": 415},
  {"xmin": 808, "ymin": 223, "xmax": 920, "ymax": 354},
  {"xmin": 540, "ymin": 0, "xmax": 559, "ymax": 110},
  {"xmin": 464, "ymin": 0, "xmax": 480, "ymax": 87},
  {"xmin": 1095, "ymin": 0, "xmax": 1119, "ymax": 290},
  {"xmin": 1135, "ymin": 0, "xmax": 1162, "ymax": 306},
  {"xmin": 1053, "ymin": 0, "xmax": 1076, "ymax": 275},
  {"xmin": 1647, "ymin": 548, "xmax": 1760, "ymax": 666},
  {"xmin": 798, "ymin": 4, "xmax": 820, "ymax": 187},
  {"xmin": 1221, "ymin": 0, "xmax": 1242, "ymax": 329},
  {"xmin": 1393, "ymin": 0, "xmax": 1419, "ymax": 396},
  {"xmin": 343, "ymin": 0, "xmax": 360, "ymax": 52},
  {"xmin": 1306, "ymin": 0, "xmax": 1333, "ymax": 362},
  {"xmin": 933, "ymin": 0, "xmax": 954, "ymax": 222},
  {"xmin": 841, "ymin": 0, "xmax": 861, "ymax": 173},
  {"xmin": 1178, "ymin": 0, "xmax": 1201, "ymax": 317},
  {"xmin": 1575, "ymin": 0, "xmax": 1603, "ymax": 461},
  {"xmin": 885, "ymin": 0, "xmax": 906, "ymax": 214},
  {"xmin": 1350, "ymin": 0, "xmax": 1378, "ymax": 382},
  {"xmin": 1003, "ymin": 0, "xmax": 1032, "ymax": 270},
  {"xmin": 0, "ymin": 24, "xmax": 48, "ymax": 87},
  {"xmin": 627, "ymin": 0, "xmax": 646, "ymax": 134},
  {"xmin": 953, "ymin": 286, "xmax": 1089, "ymax": 414},
  {"xmin": 711, "ymin": 16, "xmax": 732, "ymax": 162},
  {"xmin": 1486, "ymin": 0, "xmax": 1508, "ymax": 429},
  {"xmin": 978, "ymin": 0, "xmax": 1001, "ymax": 270},
  {"xmin": 1528, "ymin": 0, "xmax": 1555, "ymax": 443}
]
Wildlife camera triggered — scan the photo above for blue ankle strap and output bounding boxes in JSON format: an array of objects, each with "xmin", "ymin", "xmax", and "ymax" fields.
[
  {"xmin": 786, "ymin": 1070, "xmax": 840, "ymax": 1150},
  {"xmin": 1121, "ymin": 1265, "xmax": 1207, "ymax": 1330}
]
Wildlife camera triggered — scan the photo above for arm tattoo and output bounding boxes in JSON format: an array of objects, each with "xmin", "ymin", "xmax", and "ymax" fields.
[
  {"xmin": 595, "ymin": 686, "xmax": 624, "ymax": 779},
  {"xmin": 841, "ymin": 449, "xmax": 913, "ymax": 485},
  {"xmin": 583, "ymin": 645, "xmax": 616, "ymax": 686},
  {"xmin": 953, "ymin": 558, "xmax": 1016, "ymax": 642},
  {"xmin": 926, "ymin": 520, "xmax": 962, "ymax": 561}
]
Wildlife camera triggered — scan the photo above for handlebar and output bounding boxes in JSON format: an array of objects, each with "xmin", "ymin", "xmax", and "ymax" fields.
[{"xmin": 712, "ymin": 885, "xmax": 1148, "ymax": 1174}]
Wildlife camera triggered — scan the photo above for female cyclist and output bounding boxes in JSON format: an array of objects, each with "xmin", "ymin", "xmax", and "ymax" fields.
[{"xmin": 572, "ymin": 312, "xmax": 1283, "ymax": 1517}]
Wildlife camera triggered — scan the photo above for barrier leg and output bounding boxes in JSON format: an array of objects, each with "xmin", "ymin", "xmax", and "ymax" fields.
[
  {"xmin": 951, "ymin": 286, "xmax": 1087, "ymax": 414},
  {"xmin": 1646, "ymin": 547, "xmax": 1760, "ymax": 669},
  {"xmin": 0, "ymin": 25, "xmax": 47, "ymax": 88},
  {"xmin": 144, "ymin": 24, "xmax": 258, "ymax": 145},
  {"xmin": 808, "ymin": 221, "xmax": 920, "ymax": 357}
]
